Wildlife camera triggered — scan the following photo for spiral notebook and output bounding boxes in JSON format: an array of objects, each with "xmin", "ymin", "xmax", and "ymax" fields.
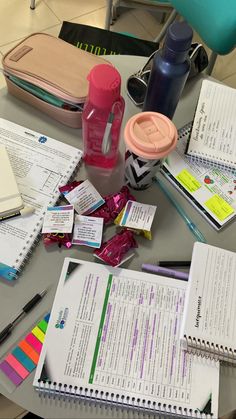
[
  {"xmin": 33, "ymin": 258, "xmax": 219, "ymax": 417},
  {"xmin": 0, "ymin": 118, "xmax": 83, "ymax": 281},
  {"xmin": 180, "ymin": 242, "xmax": 236, "ymax": 364},
  {"xmin": 186, "ymin": 80, "xmax": 236, "ymax": 173},
  {"xmin": 162, "ymin": 122, "xmax": 236, "ymax": 230}
]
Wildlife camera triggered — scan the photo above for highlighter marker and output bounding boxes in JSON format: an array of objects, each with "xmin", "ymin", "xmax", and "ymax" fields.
[{"xmin": 142, "ymin": 264, "xmax": 189, "ymax": 281}]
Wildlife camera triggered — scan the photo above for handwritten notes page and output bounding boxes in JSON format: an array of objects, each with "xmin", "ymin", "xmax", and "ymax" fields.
[
  {"xmin": 187, "ymin": 80, "xmax": 236, "ymax": 170},
  {"xmin": 180, "ymin": 243, "xmax": 236, "ymax": 356},
  {"xmin": 34, "ymin": 259, "xmax": 219, "ymax": 416}
]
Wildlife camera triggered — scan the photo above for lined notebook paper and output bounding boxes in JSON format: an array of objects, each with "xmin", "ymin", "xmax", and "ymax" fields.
[
  {"xmin": 180, "ymin": 242, "xmax": 236, "ymax": 363},
  {"xmin": 33, "ymin": 258, "xmax": 219, "ymax": 418},
  {"xmin": 186, "ymin": 80, "xmax": 236, "ymax": 173}
]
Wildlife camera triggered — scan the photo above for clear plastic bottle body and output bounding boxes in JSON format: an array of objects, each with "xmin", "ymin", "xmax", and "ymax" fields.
[{"xmin": 82, "ymin": 96, "xmax": 125, "ymax": 169}]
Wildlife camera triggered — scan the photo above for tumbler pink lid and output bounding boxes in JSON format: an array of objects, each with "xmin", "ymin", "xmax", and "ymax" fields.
[
  {"xmin": 87, "ymin": 63, "xmax": 121, "ymax": 108},
  {"xmin": 124, "ymin": 112, "xmax": 178, "ymax": 159}
]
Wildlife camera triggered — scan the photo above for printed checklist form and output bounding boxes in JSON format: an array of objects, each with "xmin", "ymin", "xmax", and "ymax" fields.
[{"xmin": 34, "ymin": 258, "xmax": 219, "ymax": 416}]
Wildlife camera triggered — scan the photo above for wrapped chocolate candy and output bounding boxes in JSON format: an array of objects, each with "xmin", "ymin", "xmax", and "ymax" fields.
[
  {"xmin": 59, "ymin": 180, "xmax": 84, "ymax": 196},
  {"xmin": 94, "ymin": 229, "xmax": 138, "ymax": 267},
  {"xmin": 92, "ymin": 186, "xmax": 136, "ymax": 224},
  {"xmin": 114, "ymin": 207, "xmax": 152, "ymax": 240},
  {"xmin": 43, "ymin": 232, "xmax": 72, "ymax": 248}
]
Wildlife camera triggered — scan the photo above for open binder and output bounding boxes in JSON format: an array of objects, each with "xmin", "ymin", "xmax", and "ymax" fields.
[
  {"xmin": 33, "ymin": 258, "xmax": 219, "ymax": 417},
  {"xmin": 0, "ymin": 118, "xmax": 83, "ymax": 281}
]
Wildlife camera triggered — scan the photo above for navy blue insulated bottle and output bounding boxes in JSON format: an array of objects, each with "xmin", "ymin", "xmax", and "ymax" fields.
[{"xmin": 143, "ymin": 21, "xmax": 193, "ymax": 119}]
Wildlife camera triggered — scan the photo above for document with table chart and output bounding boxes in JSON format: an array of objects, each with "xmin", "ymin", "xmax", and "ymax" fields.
[
  {"xmin": 0, "ymin": 118, "xmax": 83, "ymax": 281},
  {"xmin": 34, "ymin": 258, "xmax": 219, "ymax": 418}
]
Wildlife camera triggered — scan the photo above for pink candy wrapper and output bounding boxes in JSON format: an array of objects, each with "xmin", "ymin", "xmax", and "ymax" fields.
[
  {"xmin": 94, "ymin": 229, "xmax": 138, "ymax": 267},
  {"xmin": 43, "ymin": 232, "xmax": 72, "ymax": 248},
  {"xmin": 59, "ymin": 180, "xmax": 84, "ymax": 196},
  {"xmin": 92, "ymin": 186, "xmax": 136, "ymax": 224}
]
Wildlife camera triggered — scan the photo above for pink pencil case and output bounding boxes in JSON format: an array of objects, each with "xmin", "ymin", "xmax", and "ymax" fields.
[{"xmin": 2, "ymin": 33, "xmax": 108, "ymax": 128}]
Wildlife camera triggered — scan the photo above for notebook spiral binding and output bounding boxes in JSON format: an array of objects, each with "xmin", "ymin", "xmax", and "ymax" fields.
[
  {"xmin": 36, "ymin": 380, "xmax": 213, "ymax": 418},
  {"xmin": 178, "ymin": 122, "xmax": 192, "ymax": 139},
  {"xmin": 187, "ymin": 155, "xmax": 236, "ymax": 175},
  {"xmin": 12, "ymin": 150, "xmax": 82, "ymax": 277},
  {"xmin": 184, "ymin": 335, "xmax": 236, "ymax": 363}
]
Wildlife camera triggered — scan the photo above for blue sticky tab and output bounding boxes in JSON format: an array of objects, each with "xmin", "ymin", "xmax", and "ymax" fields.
[
  {"xmin": 0, "ymin": 263, "xmax": 18, "ymax": 281},
  {"xmin": 12, "ymin": 347, "xmax": 35, "ymax": 372},
  {"xmin": 44, "ymin": 313, "xmax": 50, "ymax": 323}
]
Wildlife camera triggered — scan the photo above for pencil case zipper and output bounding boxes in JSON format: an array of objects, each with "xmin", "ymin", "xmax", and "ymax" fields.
[
  {"xmin": 5, "ymin": 72, "xmax": 84, "ymax": 111},
  {"xmin": 4, "ymin": 68, "xmax": 86, "ymax": 104}
]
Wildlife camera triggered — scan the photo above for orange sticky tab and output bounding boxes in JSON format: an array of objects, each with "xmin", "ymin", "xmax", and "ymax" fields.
[{"xmin": 18, "ymin": 340, "xmax": 39, "ymax": 364}]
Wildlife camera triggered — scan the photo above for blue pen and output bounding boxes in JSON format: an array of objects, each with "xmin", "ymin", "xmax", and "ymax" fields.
[{"xmin": 155, "ymin": 178, "xmax": 206, "ymax": 243}]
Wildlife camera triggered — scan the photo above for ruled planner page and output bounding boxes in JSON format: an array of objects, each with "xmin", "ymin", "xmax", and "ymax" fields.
[
  {"xmin": 181, "ymin": 242, "xmax": 236, "ymax": 349},
  {"xmin": 187, "ymin": 80, "xmax": 236, "ymax": 169}
]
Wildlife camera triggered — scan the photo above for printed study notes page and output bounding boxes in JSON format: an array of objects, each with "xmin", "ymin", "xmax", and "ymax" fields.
[
  {"xmin": 34, "ymin": 259, "xmax": 219, "ymax": 417},
  {"xmin": 180, "ymin": 242, "xmax": 236, "ymax": 362},
  {"xmin": 0, "ymin": 118, "xmax": 82, "ymax": 280},
  {"xmin": 162, "ymin": 122, "xmax": 236, "ymax": 230}
]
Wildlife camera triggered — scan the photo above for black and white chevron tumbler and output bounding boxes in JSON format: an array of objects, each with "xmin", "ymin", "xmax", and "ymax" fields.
[{"xmin": 124, "ymin": 112, "xmax": 178, "ymax": 190}]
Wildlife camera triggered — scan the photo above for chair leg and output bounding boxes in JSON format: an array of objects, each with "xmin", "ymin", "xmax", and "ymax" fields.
[
  {"xmin": 161, "ymin": 12, "xmax": 167, "ymax": 24},
  {"xmin": 153, "ymin": 9, "xmax": 178, "ymax": 43},
  {"xmin": 205, "ymin": 51, "xmax": 218, "ymax": 75},
  {"xmin": 105, "ymin": 0, "xmax": 113, "ymax": 30},
  {"xmin": 30, "ymin": 0, "xmax": 35, "ymax": 9}
]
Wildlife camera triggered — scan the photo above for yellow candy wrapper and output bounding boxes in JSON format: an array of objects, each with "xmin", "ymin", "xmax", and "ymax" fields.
[{"xmin": 114, "ymin": 208, "xmax": 152, "ymax": 240}]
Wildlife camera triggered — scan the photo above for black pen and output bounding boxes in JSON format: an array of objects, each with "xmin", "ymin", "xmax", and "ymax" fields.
[
  {"xmin": 0, "ymin": 289, "xmax": 47, "ymax": 344},
  {"xmin": 158, "ymin": 261, "xmax": 191, "ymax": 267}
]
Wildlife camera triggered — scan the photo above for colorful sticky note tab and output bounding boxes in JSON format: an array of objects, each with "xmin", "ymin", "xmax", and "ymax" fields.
[
  {"xmin": 0, "ymin": 312, "xmax": 50, "ymax": 389},
  {"xmin": 31, "ymin": 326, "xmax": 45, "ymax": 344},
  {"xmin": 18, "ymin": 340, "xmax": 39, "ymax": 364},
  {"xmin": 44, "ymin": 313, "xmax": 50, "ymax": 323},
  {"xmin": 12, "ymin": 347, "xmax": 35, "ymax": 372},
  {"xmin": 25, "ymin": 332, "xmax": 42, "ymax": 354},
  {"xmin": 0, "ymin": 361, "xmax": 23, "ymax": 386},
  {"xmin": 5, "ymin": 353, "xmax": 29, "ymax": 379},
  {"xmin": 37, "ymin": 319, "xmax": 48, "ymax": 334},
  {"xmin": 205, "ymin": 194, "xmax": 235, "ymax": 221},
  {"xmin": 176, "ymin": 169, "xmax": 201, "ymax": 193}
]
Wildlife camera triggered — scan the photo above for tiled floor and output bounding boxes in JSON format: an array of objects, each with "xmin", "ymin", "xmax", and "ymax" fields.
[{"xmin": 0, "ymin": 1, "xmax": 236, "ymax": 417}]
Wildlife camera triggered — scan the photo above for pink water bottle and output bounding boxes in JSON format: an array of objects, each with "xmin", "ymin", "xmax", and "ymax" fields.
[{"xmin": 82, "ymin": 64, "xmax": 125, "ymax": 169}]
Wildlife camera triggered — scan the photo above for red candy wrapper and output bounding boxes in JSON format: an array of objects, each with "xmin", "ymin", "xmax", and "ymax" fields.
[
  {"xmin": 92, "ymin": 186, "xmax": 136, "ymax": 224},
  {"xmin": 94, "ymin": 229, "xmax": 138, "ymax": 267},
  {"xmin": 43, "ymin": 233, "xmax": 72, "ymax": 248},
  {"xmin": 59, "ymin": 180, "xmax": 84, "ymax": 196}
]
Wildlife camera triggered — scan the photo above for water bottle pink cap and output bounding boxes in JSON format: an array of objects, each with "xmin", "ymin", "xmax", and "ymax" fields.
[
  {"xmin": 124, "ymin": 112, "xmax": 178, "ymax": 159},
  {"xmin": 87, "ymin": 63, "xmax": 121, "ymax": 108}
]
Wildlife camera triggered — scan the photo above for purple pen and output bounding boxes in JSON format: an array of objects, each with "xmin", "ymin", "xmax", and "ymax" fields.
[{"xmin": 141, "ymin": 264, "xmax": 189, "ymax": 281}]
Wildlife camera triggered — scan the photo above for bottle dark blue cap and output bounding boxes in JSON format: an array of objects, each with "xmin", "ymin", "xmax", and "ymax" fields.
[{"xmin": 165, "ymin": 21, "xmax": 193, "ymax": 52}]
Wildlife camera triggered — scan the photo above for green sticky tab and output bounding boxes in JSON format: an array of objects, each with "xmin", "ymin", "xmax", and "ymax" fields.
[
  {"xmin": 176, "ymin": 169, "xmax": 201, "ymax": 193},
  {"xmin": 37, "ymin": 319, "xmax": 48, "ymax": 333},
  {"xmin": 205, "ymin": 194, "xmax": 235, "ymax": 221}
]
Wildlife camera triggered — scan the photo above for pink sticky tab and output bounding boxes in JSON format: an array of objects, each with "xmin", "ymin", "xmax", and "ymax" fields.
[
  {"xmin": 25, "ymin": 333, "xmax": 42, "ymax": 354},
  {"xmin": 5, "ymin": 353, "xmax": 29, "ymax": 379}
]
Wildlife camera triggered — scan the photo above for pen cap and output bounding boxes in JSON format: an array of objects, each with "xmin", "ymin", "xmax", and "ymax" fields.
[
  {"xmin": 124, "ymin": 112, "xmax": 178, "ymax": 159},
  {"xmin": 87, "ymin": 64, "xmax": 121, "ymax": 108}
]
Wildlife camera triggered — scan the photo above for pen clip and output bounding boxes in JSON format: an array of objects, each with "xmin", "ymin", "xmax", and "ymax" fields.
[{"xmin": 101, "ymin": 101, "xmax": 119, "ymax": 155}]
